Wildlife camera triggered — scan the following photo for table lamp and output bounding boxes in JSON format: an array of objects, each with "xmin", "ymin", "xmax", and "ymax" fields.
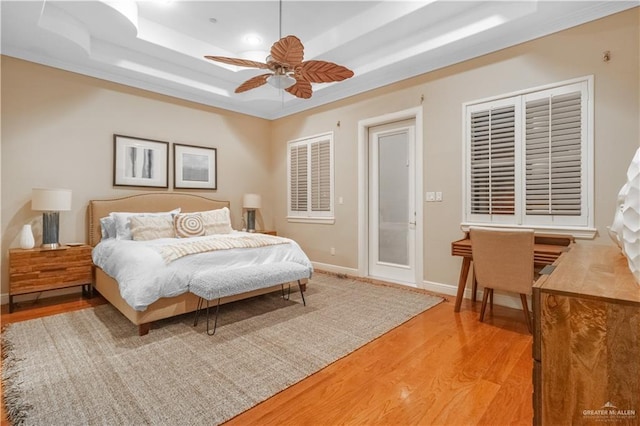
[
  {"xmin": 243, "ymin": 193, "xmax": 261, "ymax": 232},
  {"xmin": 32, "ymin": 188, "xmax": 72, "ymax": 249}
]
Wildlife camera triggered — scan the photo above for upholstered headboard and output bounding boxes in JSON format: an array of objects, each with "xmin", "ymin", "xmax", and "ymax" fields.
[{"xmin": 88, "ymin": 193, "xmax": 230, "ymax": 246}]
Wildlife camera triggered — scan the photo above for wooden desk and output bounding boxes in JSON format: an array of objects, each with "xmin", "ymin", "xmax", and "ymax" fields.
[{"xmin": 451, "ymin": 233, "xmax": 573, "ymax": 312}]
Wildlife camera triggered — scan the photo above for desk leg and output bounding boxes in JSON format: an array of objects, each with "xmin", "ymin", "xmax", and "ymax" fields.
[
  {"xmin": 454, "ymin": 257, "xmax": 471, "ymax": 313},
  {"xmin": 471, "ymin": 269, "xmax": 478, "ymax": 303}
]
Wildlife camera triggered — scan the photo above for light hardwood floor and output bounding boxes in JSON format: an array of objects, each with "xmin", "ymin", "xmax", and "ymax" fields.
[{"xmin": 1, "ymin": 288, "xmax": 533, "ymax": 425}]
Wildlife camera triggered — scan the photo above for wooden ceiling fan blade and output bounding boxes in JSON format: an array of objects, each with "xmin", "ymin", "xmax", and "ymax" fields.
[
  {"xmin": 235, "ymin": 73, "xmax": 272, "ymax": 93},
  {"xmin": 285, "ymin": 79, "xmax": 312, "ymax": 99},
  {"xmin": 300, "ymin": 60, "xmax": 354, "ymax": 83},
  {"xmin": 270, "ymin": 35, "xmax": 304, "ymax": 68},
  {"xmin": 204, "ymin": 56, "xmax": 269, "ymax": 69}
]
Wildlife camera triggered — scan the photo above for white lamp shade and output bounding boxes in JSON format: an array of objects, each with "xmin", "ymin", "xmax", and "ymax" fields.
[
  {"xmin": 32, "ymin": 188, "xmax": 72, "ymax": 211},
  {"xmin": 243, "ymin": 193, "xmax": 262, "ymax": 209}
]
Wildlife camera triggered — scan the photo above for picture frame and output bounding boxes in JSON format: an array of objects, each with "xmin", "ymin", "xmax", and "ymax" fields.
[
  {"xmin": 173, "ymin": 143, "xmax": 217, "ymax": 190},
  {"xmin": 113, "ymin": 135, "xmax": 169, "ymax": 188}
]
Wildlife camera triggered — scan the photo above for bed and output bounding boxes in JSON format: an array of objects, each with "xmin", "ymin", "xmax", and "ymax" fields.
[{"xmin": 88, "ymin": 193, "xmax": 311, "ymax": 335}]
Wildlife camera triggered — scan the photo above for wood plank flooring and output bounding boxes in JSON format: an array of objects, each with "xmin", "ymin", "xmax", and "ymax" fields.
[{"xmin": 1, "ymin": 289, "xmax": 533, "ymax": 425}]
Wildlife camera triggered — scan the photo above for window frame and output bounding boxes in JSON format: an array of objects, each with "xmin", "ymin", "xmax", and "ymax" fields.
[
  {"xmin": 462, "ymin": 76, "xmax": 595, "ymax": 238},
  {"xmin": 287, "ymin": 131, "xmax": 335, "ymax": 224}
]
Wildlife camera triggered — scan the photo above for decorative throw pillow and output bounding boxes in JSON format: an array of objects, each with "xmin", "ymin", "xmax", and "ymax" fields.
[
  {"xmin": 174, "ymin": 212, "xmax": 205, "ymax": 238},
  {"xmin": 201, "ymin": 207, "xmax": 233, "ymax": 235},
  {"xmin": 112, "ymin": 208, "xmax": 180, "ymax": 240},
  {"xmin": 130, "ymin": 215, "xmax": 176, "ymax": 241}
]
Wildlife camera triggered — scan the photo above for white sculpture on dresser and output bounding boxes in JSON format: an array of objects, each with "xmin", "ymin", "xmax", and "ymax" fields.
[{"xmin": 609, "ymin": 147, "xmax": 640, "ymax": 284}]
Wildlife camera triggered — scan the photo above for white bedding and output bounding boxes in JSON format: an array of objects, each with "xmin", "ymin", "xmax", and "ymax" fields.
[{"xmin": 92, "ymin": 231, "xmax": 313, "ymax": 311}]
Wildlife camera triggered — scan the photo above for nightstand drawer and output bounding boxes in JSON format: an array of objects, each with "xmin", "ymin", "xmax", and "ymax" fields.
[{"xmin": 10, "ymin": 247, "xmax": 91, "ymax": 272}]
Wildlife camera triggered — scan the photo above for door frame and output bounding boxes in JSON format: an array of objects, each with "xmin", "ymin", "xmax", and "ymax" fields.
[{"xmin": 357, "ymin": 107, "xmax": 424, "ymax": 287}]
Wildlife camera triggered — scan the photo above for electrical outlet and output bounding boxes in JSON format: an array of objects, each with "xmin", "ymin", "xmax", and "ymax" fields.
[
  {"xmin": 330, "ymin": 247, "xmax": 335, "ymax": 256},
  {"xmin": 436, "ymin": 192, "xmax": 443, "ymax": 201},
  {"xmin": 425, "ymin": 192, "xmax": 435, "ymax": 202}
]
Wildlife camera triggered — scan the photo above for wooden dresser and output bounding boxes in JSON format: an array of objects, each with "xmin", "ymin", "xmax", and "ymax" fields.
[
  {"xmin": 8, "ymin": 244, "xmax": 93, "ymax": 312},
  {"xmin": 533, "ymin": 244, "xmax": 640, "ymax": 425}
]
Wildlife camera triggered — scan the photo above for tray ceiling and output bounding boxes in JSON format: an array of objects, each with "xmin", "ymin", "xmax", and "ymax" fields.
[{"xmin": 1, "ymin": 1, "xmax": 637, "ymax": 119}]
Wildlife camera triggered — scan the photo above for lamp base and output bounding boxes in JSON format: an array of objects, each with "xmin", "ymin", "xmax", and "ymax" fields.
[
  {"xmin": 41, "ymin": 243, "xmax": 62, "ymax": 250},
  {"xmin": 42, "ymin": 211, "xmax": 61, "ymax": 249},
  {"xmin": 247, "ymin": 209, "xmax": 256, "ymax": 232}
]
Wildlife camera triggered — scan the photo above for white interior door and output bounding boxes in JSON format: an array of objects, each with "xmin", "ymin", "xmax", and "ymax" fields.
[{"xmin": 368, "ymin": 121, "xmax": 416, "ymax": 284}]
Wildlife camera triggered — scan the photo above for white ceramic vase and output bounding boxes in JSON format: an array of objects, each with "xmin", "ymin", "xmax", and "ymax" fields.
[{"xmin": 19, "ymin": 224, "xmax": 35, "ymax": 249}]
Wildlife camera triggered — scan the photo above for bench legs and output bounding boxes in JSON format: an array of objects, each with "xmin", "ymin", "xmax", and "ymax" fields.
[
  {"xmin": 193, "ymin": 297, "xmax": 221, "ymax": 336},
  {"xmin": 281, "ymin": 280, "xmax": 306, "ymax": 306},
  {"xmin": 193, "ymin": 280, "xmax": 307, "ymax": 336},
  {"xmin": 297, "ymin": 280, "xmax": 306, "ymax": 306}
]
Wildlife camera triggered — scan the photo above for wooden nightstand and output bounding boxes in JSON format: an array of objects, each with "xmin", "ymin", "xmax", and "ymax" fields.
[
  {"xmin": 257, "ymin": 230, "xmax": 277, "ymax": 235},
  {"xmin": 8, "ymin": 244, "xmax": 93, "ymax": 313}
]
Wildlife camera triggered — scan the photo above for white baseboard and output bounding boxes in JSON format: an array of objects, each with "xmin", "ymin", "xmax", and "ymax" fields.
[
  {"xmin": 312, "ymin": 261, "xmax": 527, "ymax": 311},
  {"xmin": 420, "ymin": 280, "xmax": 459, "ymax": 296},
  {"xmin": 311, "ymin": 261, "xmax": 359, "ymax": 277},
  {"xmin": 421, "ymin": 280, "xmax": 526, "ymax": 310}
]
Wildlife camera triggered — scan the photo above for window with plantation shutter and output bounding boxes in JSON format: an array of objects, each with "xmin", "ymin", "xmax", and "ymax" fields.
[
  {"xmin": 311, "ymin": 140, "xmax": 331, "ymax": 212},
  {"xmin": 525, "ymin": 89, "xmax": 583, "ymax": 217},
  {"xmin": 463, "ymin": 77, "xmax": 594, "ymax": 237},
  {"xmin": 287, "ymin": 132, "xmax": 334, "ymax": 223},
  {"xmin": 470, "ymin": 104, "xmax": 516, "ymax": 216},
  {"xmin": 289, "ymin": 144, "xmax": 308, "ymax": 212}
]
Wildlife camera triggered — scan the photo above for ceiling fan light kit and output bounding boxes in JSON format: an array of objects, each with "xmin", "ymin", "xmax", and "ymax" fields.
[
  {"xmin": 205, "ymin": 35, "xmax": 354, "ymax": 99},
  {"xmin": 267, "ymin": 73, "xmax": 296, "ymax": 89}
]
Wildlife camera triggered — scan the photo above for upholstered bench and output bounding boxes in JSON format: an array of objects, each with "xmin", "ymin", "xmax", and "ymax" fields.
[{"xmin": 190, "ymin": 261, "xmax": 311, "ymax": 335}]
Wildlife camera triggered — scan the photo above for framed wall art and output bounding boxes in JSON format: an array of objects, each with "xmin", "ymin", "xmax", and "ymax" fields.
[
  {"xmin": 173, "ymin": 143, "xmax": 217, "ymax": 190},
  {"xmin": 113, "ymin": 134, "xmax": 169, "ymax": 188}
]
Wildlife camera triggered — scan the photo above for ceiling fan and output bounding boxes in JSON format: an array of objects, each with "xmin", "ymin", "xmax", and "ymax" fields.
[{"xmin": 205, "ymin": 35, "xmax": 354, "ymax": 99}]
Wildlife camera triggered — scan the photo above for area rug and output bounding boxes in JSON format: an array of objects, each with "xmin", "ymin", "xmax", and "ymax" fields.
[{"xmin": 2, "ymin": 273, "xmax": 443, "ymax": 425}]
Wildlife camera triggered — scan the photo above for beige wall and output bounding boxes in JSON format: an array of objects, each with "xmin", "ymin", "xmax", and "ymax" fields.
[
  {"xmin": 271, "ymin": 8, "xmax": 639, "ymax": 289},
  {"xmin": 1, "ymin": 58, "xmax": 272, "ymax": 295},
  {"xmin": 1, "ymin": 8, "xmax": 638, "ymax": 299}
]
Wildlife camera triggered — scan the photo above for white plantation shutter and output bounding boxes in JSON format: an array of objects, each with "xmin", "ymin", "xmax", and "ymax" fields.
[
  {"xmin": 470, "ymin": 105, "xmax": 516, "ymax": 215},
  {"xmin": 525, "ymin": 90, "xmax": 582, "ymax": 216},
  {"xmin": 288, "ymin": 133, "xmax": 334, "ymax": 221},
  {"xmin": 311, "ymin": 140, "xmax": 331, "ymax": 212},
  {"xmin": 464, "ymin": 78, "xmax": 592, "ymax": 233},
  {"xmin": 289, "ymin": 144, "xmax": 308, "ymax": 212}
]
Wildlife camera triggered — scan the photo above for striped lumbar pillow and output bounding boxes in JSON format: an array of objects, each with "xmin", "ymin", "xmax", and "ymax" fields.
[{"xmin": 130, "ymin": 215, "xmax": 176, "ymax": 241}]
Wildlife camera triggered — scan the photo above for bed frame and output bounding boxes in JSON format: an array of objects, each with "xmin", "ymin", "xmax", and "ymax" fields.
[{"xmin": 88, "ymin": 193, "xmax": 306, "ymax": 336}]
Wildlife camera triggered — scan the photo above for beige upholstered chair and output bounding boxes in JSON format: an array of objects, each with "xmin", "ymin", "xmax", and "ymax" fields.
[{"xmin": 469, "ymin": 226, "xmax": 535, "ymax": 332}]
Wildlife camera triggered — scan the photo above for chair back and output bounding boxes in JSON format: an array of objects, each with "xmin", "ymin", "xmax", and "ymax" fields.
[{"xmin": 470, "ymin": 227, "xmax": 535, "ymax": 295}]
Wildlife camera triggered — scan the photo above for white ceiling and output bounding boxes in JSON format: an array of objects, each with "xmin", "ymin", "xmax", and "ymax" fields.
[{"xmin": 2, "ymin": 1, "xmax": 637, "ymax": 119}]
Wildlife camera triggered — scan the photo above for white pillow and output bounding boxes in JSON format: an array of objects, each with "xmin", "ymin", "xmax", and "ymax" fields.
[
  {"xmin": 99, "ymin": 216, "xmax": 116, "ymax": 239},
  {"xmin": 201, "ymin": 207, "xmax": 233, "ymax": 235},
  {"xmin": 112, "ymin": 208, "xmax": 180, "ymax": 240}
]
